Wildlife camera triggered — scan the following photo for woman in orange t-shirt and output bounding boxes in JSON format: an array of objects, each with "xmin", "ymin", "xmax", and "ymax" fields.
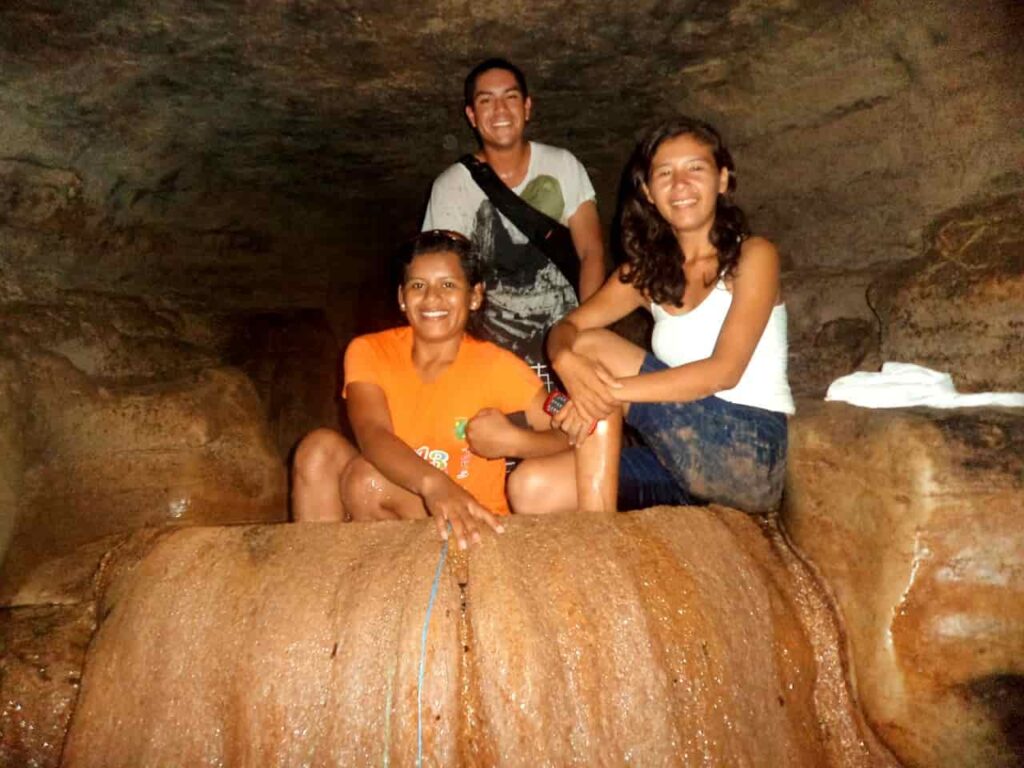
[{"xmin": 291, "ymin": 230, "xmax": 568, "ymax": 550}]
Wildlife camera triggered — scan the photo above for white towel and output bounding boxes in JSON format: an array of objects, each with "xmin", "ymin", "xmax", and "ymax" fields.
[{"xmin": 825, "ymin": 363, "xmax": 1024, "ymax": 409}]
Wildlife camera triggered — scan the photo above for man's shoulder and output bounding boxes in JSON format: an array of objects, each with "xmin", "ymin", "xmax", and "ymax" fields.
[
  {"xmin": 531, "ymin": 141, "xmax": 584, "ymax": 167},
  {"xmin": 430, "ymin": 160, "xmax": 472, "ymax": 189}
]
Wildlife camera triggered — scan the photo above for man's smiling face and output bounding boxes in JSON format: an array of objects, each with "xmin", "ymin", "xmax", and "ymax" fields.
[{"xmin": 465, "ymin": 68, "xmax": 532, "ymax": 150}]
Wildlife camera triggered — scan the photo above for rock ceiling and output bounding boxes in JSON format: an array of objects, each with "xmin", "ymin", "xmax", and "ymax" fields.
[
  {"xmin": 1, "ymin": 0, "xmax": 1022, "ymax": 294},
  {"xmin": 0, "ymin": 1, "xmax": 923, "ymax": 226}
]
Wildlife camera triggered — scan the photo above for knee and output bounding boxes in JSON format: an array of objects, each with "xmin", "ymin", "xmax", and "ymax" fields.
[
  {"xmin": 338, "ymin": 456, "xmax": 375, "ymax": 498},
  {"xmin": 339, "ymin": 457, "xmax": 398, "ymax": 521},
  {"xmin": 293, "ymin": 428, "xmax": 354, "ymax": 485},
  {"xmin": 507, "ymin": 461, "xmax": 555, "ymax": 515},
  {"xmin": 572, "ymin": 328, "xmax": 615, "ymax": 360}
]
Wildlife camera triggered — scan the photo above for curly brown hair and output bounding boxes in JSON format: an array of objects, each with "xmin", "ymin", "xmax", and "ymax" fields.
[{"xmin": 619, "ymin": 117, "xmax": 750, "ymax": 307}]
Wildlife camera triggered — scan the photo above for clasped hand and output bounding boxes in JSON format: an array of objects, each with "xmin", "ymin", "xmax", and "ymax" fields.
[
  {"xmin": 552, "ymin": 351, "xmax": 622, "ymax": 444},
  {"xmin": 465, "ymin": 408, "xmax": 517, "ymax": 459}
]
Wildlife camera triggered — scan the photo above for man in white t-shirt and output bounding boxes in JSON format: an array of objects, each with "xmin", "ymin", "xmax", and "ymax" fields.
[{"xmin": 422, "ymin": 58, "xmax": 605, "ymax": 381}]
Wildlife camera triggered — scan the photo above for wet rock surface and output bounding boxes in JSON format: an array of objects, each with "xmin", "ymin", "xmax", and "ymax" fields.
[
  {"xmin": 60, "ymin": 511, "xmax": 894, "ymax": 767},
  {"xmin": 0, "ymin": 602, "xmax": 93, "ymax": 768},
  {"xmin": 785, "ymin": 401, "xmax": 1024, "ymax": 768}
]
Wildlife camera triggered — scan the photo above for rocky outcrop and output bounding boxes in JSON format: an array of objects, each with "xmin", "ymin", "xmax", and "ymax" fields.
[
  {"xmin": 0, "ymin": 602, "xmax": 94, "ymax": 768},
  {"xmin": 54, "ymin": 511, "xmax": 893, "ymax": 767},
  {"xmin": 783, "ymin": 268, "xmax": 881, "ymax": 397},
  {"xmin": 871, "ymin": 193, "xmax": 1024, "ymax": 392},
  {"xmin": 0, "ymin": 336, "xmax": 288, "ymax": 602},
  {"xmin": 784, "ymin": 401, "xmax": 1024, "ymax": 768},
  {"xmin": 223, "ymin": 309, "xmax": 342, "ymax": 458},
  {"xmin": 0, "ymin": 285, "xmax": 350, "ymax": 603}
]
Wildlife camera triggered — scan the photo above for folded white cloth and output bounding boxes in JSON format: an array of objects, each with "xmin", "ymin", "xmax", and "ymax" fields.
[{"xmin": 825, "ymin": 363, "xmax": 1024, "ymax": 409}]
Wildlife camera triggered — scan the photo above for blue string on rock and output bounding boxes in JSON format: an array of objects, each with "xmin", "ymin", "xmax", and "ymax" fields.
[{"xmin": 416, "ymin": 529, "xmax": 450, "ymax": 767}]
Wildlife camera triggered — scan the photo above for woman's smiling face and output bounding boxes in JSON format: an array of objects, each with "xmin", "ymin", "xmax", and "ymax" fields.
[
  {"xmin": 399, "ymin": 249, "xmax": 483, "ymax": 343},
  {"xmin": 644, "ymin": 133, "xmax": 730, "ymax": 235}
]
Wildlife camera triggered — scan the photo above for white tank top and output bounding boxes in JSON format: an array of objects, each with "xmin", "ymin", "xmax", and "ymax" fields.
[{"xmin": 651, "ymin": 280, "xmax": 795, "ymax": 414}]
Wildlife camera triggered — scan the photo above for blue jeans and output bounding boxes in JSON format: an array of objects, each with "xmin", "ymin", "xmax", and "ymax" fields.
[{"xmin": 617, "ymin": 354, "xmax": 788, "ymax": 514}]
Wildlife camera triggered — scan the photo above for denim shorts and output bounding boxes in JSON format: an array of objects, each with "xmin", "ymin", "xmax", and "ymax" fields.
[{"xmin": 618, "ymin": 354, "xmax": 788, "ymax": 514}]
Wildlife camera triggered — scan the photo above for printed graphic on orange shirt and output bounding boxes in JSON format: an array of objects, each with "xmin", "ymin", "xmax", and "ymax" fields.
[
  {"xmin": 415, "ymin": 445, "xmax": 449, "ymax": 471},
  {"xmin": 456, "ymin": 447, "xmax": 472, "ymax": 480}
]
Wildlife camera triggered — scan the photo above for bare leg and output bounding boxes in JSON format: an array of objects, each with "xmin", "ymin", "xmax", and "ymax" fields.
[
  {"xmin": 569, "ymin": 329, "xmax": 639, "ymax": 514},
  {"xmin": 574, "ymin": 407, "xmax": 623, "ymax": 514},
  {"xmin": 572, "ymin": 328, "xmax": 646, "ymax": 381},
  {"xmin": 291, "ymin": 429, "xmax": 359, "ymax": 522},
  {"xmin": 507, "ymin": 451, "xmax": 577, "ymax": 515},
  {"xmin": 339, "ymin": 456, "xmax": 427, "ymax": 521},
  {"xmin": 509, "ymin": 406, "xmax": 623, "ymax": 517},
  {"xmin": 292, "ymin": 428, "xmax": 428, "ymax": 522}
]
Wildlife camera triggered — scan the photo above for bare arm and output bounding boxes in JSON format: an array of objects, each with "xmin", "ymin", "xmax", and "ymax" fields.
[
  {"xmin": 466, "ymin": 387, "xmax": 570, "ymax": 459},
  {"xmin": 568, "ymin": 200, "xmax": 606, "ymax": 301},
  {"xmin": 613, "ymin": 237, "xmax": 782, "ymax": 404},
  {"xmin": 548, "ymin": 267, "xmax": 646, "ymax": 421},
  {"xmin": 347, "ymin": 381, "xmax": 502, "ymax": 547}
]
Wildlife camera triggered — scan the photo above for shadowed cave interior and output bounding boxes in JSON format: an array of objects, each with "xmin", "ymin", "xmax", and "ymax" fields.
[{"xmin": 1, "ymin": 1, "xmax": 1022, "ymax": 766}]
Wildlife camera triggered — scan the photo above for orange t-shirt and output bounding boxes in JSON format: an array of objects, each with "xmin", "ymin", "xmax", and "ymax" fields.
[{"xmin": 343, "ymin": 327, "xmax": 543, "ymax": 515}]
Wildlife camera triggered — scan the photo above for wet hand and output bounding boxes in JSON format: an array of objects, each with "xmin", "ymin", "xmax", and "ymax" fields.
[{"xmin": 422, "ymin": 476, "xmax": 504, "ymax": 550}]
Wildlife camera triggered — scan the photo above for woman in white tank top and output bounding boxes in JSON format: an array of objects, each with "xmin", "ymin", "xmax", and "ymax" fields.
[{"xmin": 506, "ymin": 118, "xmax": 793, "ymax": 516}]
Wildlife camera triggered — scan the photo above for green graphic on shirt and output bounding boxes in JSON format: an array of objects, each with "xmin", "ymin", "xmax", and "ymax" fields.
[
  {"xmin": 454, "ymin": 418, "xmax": 468, "ymax": 440},
  {"xmin": 521, "ymin": 175, "xmax": 565, "ymax": 222}
]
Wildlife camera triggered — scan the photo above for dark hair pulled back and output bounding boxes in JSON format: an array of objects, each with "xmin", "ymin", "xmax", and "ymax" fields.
[
  {"xmin": 395, "ymin": 230, "xmax": 485, "ymax": 336},
  {"xmin": 396, "ymin": 229, "xmax": 483, "ymax": 287},
  {"xmin": 619, "ymin": 117, "xmax": 750, "ymax": 307}
]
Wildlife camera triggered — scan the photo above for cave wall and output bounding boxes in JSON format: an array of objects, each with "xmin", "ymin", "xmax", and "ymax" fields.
[{"xmin": 2, "ymin": 1, "xmax": 1021, "ymax": 386}]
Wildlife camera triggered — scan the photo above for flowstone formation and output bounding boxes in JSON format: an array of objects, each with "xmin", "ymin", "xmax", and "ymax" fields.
[
  {"xmin": 786, "ymin": 403, "xmax": 1024, "ymax": 768},
  {"xmin": 28, "ymin": 511, "xmax": 896, "ymax": 768}
]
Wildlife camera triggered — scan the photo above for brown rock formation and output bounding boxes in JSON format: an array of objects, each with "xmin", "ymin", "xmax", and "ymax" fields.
[
  {"xmin": 223, "ymin": 310, "xmax": 344, "ymax": 457},
  {"xmin": 0, "ymin": 603, "xmax": 93, "ymax": 768},
  {"xmin": 57, "ymin": 512, "xmax": 893, "ymax": 767},
  {"xmin": 784, "ymin": 401, "xmax": 1024, "ymax": 767},
  {"xmin": 871, "ymin": 193, "xmax": 1024, "ymax": 392},
  {"xmin": 0, "ymin": 346, "xmax": 287, "ymax": 602}
]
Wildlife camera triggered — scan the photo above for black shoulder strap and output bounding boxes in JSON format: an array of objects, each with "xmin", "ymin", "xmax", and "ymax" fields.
[{"xmin": 459, "ymin": 154, "xmax": 579, "ymax": 292}]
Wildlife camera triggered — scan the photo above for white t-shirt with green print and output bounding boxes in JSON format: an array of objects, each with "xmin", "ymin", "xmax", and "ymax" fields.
[{"xmin": 422, "ymin": 142, "xmax": 597, "ymax": 367}]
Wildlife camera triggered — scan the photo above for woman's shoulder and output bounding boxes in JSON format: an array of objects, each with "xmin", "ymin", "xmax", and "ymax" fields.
[
  {"xmin": 738, "ymin": 235, "xmax": 779, "ymax": 260},
  {"xmin": 728, "ymin": 236, "xmax": 782, "ymax": 300},
  {"xmin": 463, "ymin": 335, "xmax": 527, "ymax": 366},
  {"xmin": 733, "ymin": 236, "xmax": 781, "ymax": 279},
  {"xmin": 346, "ymin": 326, "xmax": 412, "ymax": 357}
]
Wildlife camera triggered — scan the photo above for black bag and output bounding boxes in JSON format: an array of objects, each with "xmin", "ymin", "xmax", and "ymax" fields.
[{"xmin": 459, "ymin": 154, "xmax": 579, "ymax": 295}]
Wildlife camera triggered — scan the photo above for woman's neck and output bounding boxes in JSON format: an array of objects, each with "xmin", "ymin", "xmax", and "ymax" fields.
[
  {"xmin": 676, "ymin": 225, "xmax": 717, "ymax": 266},
  {"xmin": 411, "ymin": 334, "xmax": 464, "ymax": 381}
]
